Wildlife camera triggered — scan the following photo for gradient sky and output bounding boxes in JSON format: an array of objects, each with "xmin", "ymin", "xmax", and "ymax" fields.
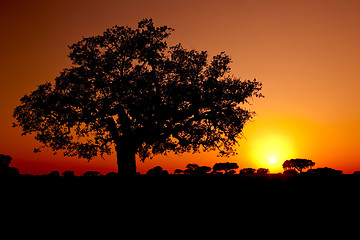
[{"xmin": 1, "ymin": 0, "xmax": 360, "ymax": 174}]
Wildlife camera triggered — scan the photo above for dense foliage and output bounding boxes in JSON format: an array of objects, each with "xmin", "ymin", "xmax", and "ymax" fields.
[{"xmin": 13, "ymin": 19, "xmax": 263, "ymax": 174}]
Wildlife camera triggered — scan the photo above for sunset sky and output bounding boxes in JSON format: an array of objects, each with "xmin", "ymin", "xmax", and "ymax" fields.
[{"xmin": 1, "ymin": 0, "xmax": 360, "ymax": 174}]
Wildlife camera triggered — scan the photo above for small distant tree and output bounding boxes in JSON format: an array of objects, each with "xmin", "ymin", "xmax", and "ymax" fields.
[
  {"xmin": 256, "ymin": 168, "xmax": 269, "ymax": 174},
  {"xmin": 82, "ymin": 171, "xmax": 101, "ymax": 177},
  {"xmin": 62, "ymin": 170, "xmax": 75, "ymax": 177},
  {"xmin": 174, "ymin": 169, "xmax": 183, "ymax": 175},
  {"xmin": 282, "ymin": 158, "xmax": 315, "ymax": 174},
  {"xmin": 146, "ymin": 166, "xmax": 169, "ymax": 176},
  {"xmin": 183, "ymin": 164, "xmax": 211, "ymax": 175},
  {"xmin": 0, "ymin": 154, "xmax": 12, "ymax": 167},
  {"xmin": 0, "ymin": 154, "xmax": 19, "ymax": 176},
  {"xmin": 212, "ymin": 162, "xmax": 239, "ymax": 174},
  {"xmin": 239, "ymin": 168, "xmax": 256, "ymax": 175}
]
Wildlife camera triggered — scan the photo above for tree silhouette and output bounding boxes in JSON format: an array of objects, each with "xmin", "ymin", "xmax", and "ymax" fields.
[
  {"xmin": 0, "ymin": 154, "xmax": 19, "ymax": 176},
  {"xmin": 212, "ymin": 162, "xmax": 239, "ymax": 174},
  {"xmin": 239, "ymin": 168, "xmax": 256, "ymax": 174},
  {"xmin": 183, "ymin": 164, "xmax": 211, "ymax": 175},
  {"xmin": 256, "ymin": 168, "xmax": 269, "ymax": 174},
  {"xmin": 13, "ymin": 18, "xmax": 263, "ymax": 175},
  {"xmin": 282, "ymin": 158, "xmax": 315, "ymax": 174}
]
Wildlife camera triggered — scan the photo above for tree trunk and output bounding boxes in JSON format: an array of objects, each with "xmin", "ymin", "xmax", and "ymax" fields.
[{"xmin": 115, "ymin": 139, "xmax": 137, "ymax": 176}]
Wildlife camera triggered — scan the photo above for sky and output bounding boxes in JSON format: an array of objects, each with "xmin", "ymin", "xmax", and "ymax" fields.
[{"xmin": 1, "ymin": 0, "xmax": 360, "ymax": 174}]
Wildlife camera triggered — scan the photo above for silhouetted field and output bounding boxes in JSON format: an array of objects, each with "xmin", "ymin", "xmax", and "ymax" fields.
[
  {"xmin": 2, "ymin": 174, "xmax": 360, "ymax": 221},
  {"xmin": 3, "ymin": 174, "xmax": 360, "ymax": 198}
]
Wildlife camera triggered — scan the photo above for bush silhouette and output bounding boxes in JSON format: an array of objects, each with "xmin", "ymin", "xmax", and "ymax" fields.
[
  {"xmin": 174, "ymin": 169, "xmax": 183, "ymax": 175},
  {"xmin": 82, "ymin": 171, "xmax": 101, "ymax": 177},
  {"xmin": 47, "ymin": 171, "xmax": 60, "ymax": 177},
  {"xmin": 306, "ymin": 167, "xmax": 342, "ymax": 176},
  {"xmin": 146, "ymin": 166, "xmax": 169, "ymax": 176},
  {"xmin": 62, "ymin": 171, "xmax": 75, "ymax": 177}
]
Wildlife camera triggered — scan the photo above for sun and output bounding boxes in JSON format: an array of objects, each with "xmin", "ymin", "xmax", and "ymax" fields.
[
  {"xmin": 269, "ymin": 156, "xmax": 277, "ymax": 164},
  {"xmin": 248, "ymin": 133, "xmax": 296, "ymax": 173}
]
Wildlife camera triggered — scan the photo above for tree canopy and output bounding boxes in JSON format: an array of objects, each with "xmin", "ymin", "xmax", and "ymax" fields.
[
  {"xmin": 13, "ymin": 19, "xmax": 263, "ymax": 175},
  {"xmin": 183, "ymin": 164, "xmax": 212, "ymax": 175},
  {"xmin": 282, "ymin": 158, "xmax": 315, "ymax": 173},
  {"xmin": 212, "ymin": 162, "xmax": 239, "ymax": 174}
]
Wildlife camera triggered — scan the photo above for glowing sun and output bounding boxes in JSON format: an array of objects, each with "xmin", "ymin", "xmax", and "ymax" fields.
[
  {"xmin": 269, "ymin": 156, "xmax": 277, "ymax": 164},
  {"xmin": 248, "ymin": 133, "xmax": 296, "ymax": 172}
]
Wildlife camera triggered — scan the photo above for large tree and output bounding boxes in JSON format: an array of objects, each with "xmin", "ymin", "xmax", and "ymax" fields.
[{"xmin": 13, "ymin": 19, "xmax": 263, "ymax": 175}]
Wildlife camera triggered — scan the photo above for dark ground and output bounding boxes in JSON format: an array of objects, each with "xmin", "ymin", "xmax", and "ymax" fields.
[
  {"xmin": 3, "ymin": 174, "xmax": 360, "ymax": 199},
  {"xmin": 2, "ymin": 174, "xmax": 360, "ymax": 234}
]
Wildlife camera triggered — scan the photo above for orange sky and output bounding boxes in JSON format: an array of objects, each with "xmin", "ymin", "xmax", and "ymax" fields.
[{"xmin": 1, "ymin": 0, "xmax": 360, "ymax": 174}]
